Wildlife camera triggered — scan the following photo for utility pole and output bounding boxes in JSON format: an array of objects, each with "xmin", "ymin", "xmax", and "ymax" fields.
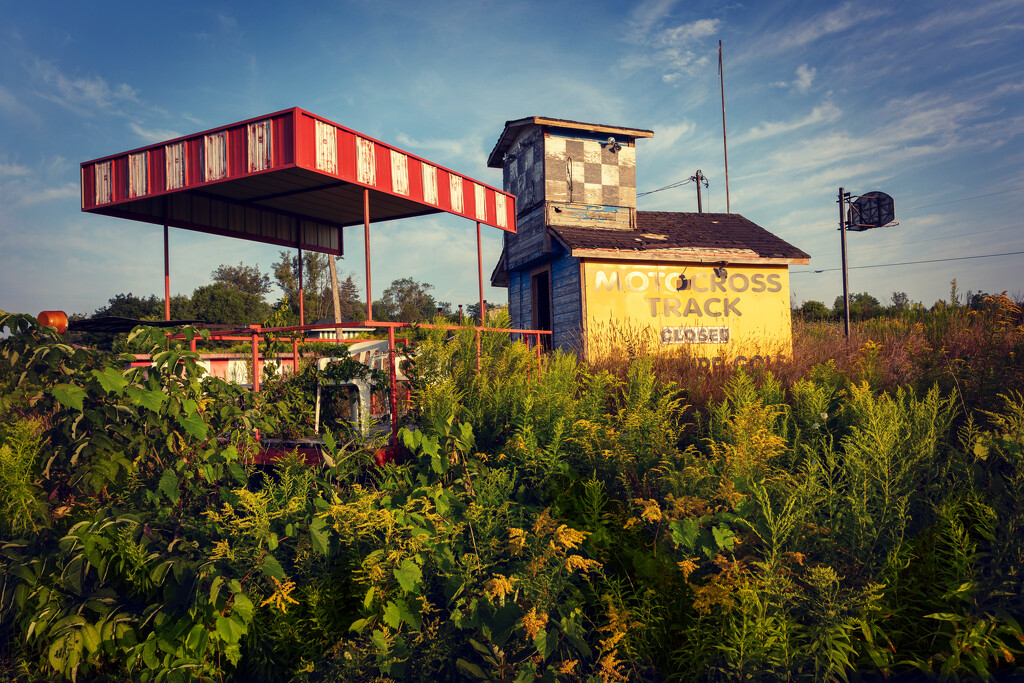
[
  {"xmin": 692, "ymin": 170, "xmax": 707, "ymax": 213},
  {"xmin": 838, "ymin": 188, "xmax": 851, "ymax": 338}
]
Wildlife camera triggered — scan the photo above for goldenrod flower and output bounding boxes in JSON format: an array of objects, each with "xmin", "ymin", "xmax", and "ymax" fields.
[
  {"xmin": 508, "ymin": 527, "xmax": 528, "ymax": 554},
  {"xmin": 484, "ymin": 574, "xmax": 516, "ymax": 600},
  {"xmin": 557, "ymin": 659, "xmax": 578, "ymax": 674},
  {"xmin": 677, "ymin": 558, "xmax": 700, "ymax": 579},
  {"xmin": 520, "ymin": 607, "xmax": 549, "ymax": 639},
  {"xmin": 565, "ymin": 554, "xmax": 601, "ymax": 574},
  {"xmin": 636, "ymin": 498, "xmax": 663, "ymax": 523},
  {"xmin": 554, "ymin": 524, "xmax": 587, "ymax": 550},
  {"xmin": 260, "ymin": 576, "xmax": 300, "ymax": 614},
  {"xmin": 598, "ymin": 652, "xmax": 628, "ymax": 682}
]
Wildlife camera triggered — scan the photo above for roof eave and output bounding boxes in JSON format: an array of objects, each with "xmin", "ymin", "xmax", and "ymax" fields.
[
  {"xmin": 569, "ymin": 248, "xmax": 810, "ymax": 265},
  {"xmin": 488, "ymin": 116, "xmax": 655, "ymax": 168}
]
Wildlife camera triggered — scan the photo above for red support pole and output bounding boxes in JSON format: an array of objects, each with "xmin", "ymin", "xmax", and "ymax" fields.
[
  {"xmin": 292, "ymin": 338, "xmax": 299, "ymax": 376},
  {"xmin": 476, "ymin": 221, "xmax": 485, "ymax": 372},
  {"xmin": 475, "ymin": 328, "xmax": 481, "ymax": 372},
  {"xmin": 163, "ymin": 223, "xmax": 171, "ymax": 321},
  {"xmin": 364, "ymin": 188, "xmax": 373, "ymax": 322},
  {"xmin": 476, "ymin": 221, "xmax": 486, "ymax": 326},
  {"xmin": 251, "ymin": 325, "xmax": 261, "ymax": 392},
  {"xmin": 388, "ymin": 325, "xmax": 398, "ymax": 446},
  {"xmin": 298, "ymin": 245, "xmax": 305, "ymax": 327},
  {"xmin": 524, "ymin": 334, "xmax": 531, "ymax": 381}
]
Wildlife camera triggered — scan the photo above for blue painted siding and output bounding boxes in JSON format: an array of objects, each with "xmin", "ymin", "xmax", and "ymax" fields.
[{"xmin": 550, "ymin": 253, "xmax": 583, "ymax": 352}]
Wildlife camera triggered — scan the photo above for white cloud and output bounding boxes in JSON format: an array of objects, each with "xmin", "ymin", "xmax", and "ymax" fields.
[
  {"xmin": 657, "ymin": 18, "xmax": 719, "ymax": 47},
  {"xmin": 793, "ymin": 64, "xmax": 816, "ymax": 93},
  {"xmin": 914, "ymin": 0, "xmax": 1019, "ymax": 34},
  {"xmin": 624, "ymin": 0, "xmax": 680, "ymax": 44},
  {"xmin": 723, "ymin": 87, "xmax": 1008, "ymax": 222},
  {"xmin": 30, "ymin": 58, "xmax": 138, "ymax": 115},
  {"xmin": 772, "ymin": 64, "xmax": 817, "ymax": 92},
  {"xmin": 393, "ymin": 132, "xmax": 484, "ymax": 168},
  {"xmin": 129, "ymin": 122, "xmax": 183, "ymax": 144},
  {"xmin": 620, "ymin": 4, "xmax": 720, "ymax": 83},
  {"xmin": 994, "ymin": 81, "xmax": 1024, "ymax": 96},
  {"xmin": 0, "ymin": 162, "xmax": 31, "ymax": 177},
  {"xmin": 13, "ymin": 182, "xmax": 79, "ymax": 208},
  {"xmin": 776, "ymin": 3, "xmax": 887, "ymax": 51},
  {"xmin": 735, "ymin": 102, "xmax": 841, "ymax": 144},
  {"xmin": 641, "ymin": 119, "xmax": 697, "ymax": 157}
]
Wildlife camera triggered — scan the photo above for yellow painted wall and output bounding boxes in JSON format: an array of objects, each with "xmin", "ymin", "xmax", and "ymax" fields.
[{"xmin": 582, "ymin": 260, "xmax": 793, "ymax": 365}]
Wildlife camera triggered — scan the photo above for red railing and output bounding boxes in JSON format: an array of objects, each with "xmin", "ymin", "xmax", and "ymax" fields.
[{"xmin": 166, "ymin": 320, "xmax": 551, "ymax": 447}]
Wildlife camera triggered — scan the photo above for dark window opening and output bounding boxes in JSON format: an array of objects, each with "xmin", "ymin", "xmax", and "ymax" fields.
[{"xmin": 531, "ymin": 269, "xmax": 552, "ymax": 350}]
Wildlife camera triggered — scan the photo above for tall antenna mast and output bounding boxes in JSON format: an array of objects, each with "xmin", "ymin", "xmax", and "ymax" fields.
[{"xmin": 719, "ymin": 40, "xmax": 731, "ymax": 214}]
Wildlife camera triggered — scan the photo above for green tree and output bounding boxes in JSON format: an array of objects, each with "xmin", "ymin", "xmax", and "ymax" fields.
[
  {"xmin": 190, "ymin": 283, "xmax": 271, "ymax": 325},
  {"xmin": 272, "ymin": 252, "xmax": 363, "ymax": 323},
  {"xmin": 465, "ymin": 300, "xmax": 507, "ymax": 324},
  {"xmin": 335, "ymin": 273, "xmax": 366, "ymax": 322},
  {"xmin": 211, "ymin": 262, "xmax": 272, "ymax": 296},
  {"xmin": 799, "ymin": 300, "xmax": 831, "ymax": 321},
  {"xmin": 376, "ymin": 278, "xmax": 442, "ymax": 322},
  {"xmin": 94, "ymin": 292, "xmax": 163, "ymax": 320},
  {"xmin": 832, "ymin": 292, "xmax": 882, "ymax": 321},
  {"xmin": 890, "ymin": 291, "xmax": 910, "ymax": 312}
]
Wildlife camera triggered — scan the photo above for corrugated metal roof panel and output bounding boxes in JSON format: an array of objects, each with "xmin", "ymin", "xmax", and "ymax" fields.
[{"xmin": 81, "ymin": 108, "xmax": 517, "ymax": 256}]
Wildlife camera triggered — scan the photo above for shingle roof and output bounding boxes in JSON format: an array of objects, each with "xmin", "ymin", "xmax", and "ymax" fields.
[{"xmin": 549, "ymin": 211, "xmax": 809, "ymax": 263}]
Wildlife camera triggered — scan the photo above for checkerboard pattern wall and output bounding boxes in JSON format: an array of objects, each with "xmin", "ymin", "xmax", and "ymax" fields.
[{"xmin": 544, "ymin": 135, "xmax": 636, "ymax": 209}]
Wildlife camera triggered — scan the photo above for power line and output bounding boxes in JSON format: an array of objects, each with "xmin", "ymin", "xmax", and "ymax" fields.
[
  {"xmin": 816, "ymin": 222, "xmax": 1024, "ymax": 258},
  {"xmin": 637, "ymin": 177, "xmax": 696, "ymax": 198},
  {"xmin": 792, "ymin": 249, "xmax": 1024, "ymax": 274},
  {"xmin": 899, "ymin": 187, "xmax": 1024, "ymax": 214},
  {"xmin": 783, "ymin": 185, "xmax": 1024, "ymax": 234}
]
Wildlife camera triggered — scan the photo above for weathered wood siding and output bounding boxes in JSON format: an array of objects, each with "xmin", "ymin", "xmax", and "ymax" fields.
[
  {"xmin": 503, "ymin": 126, "xmax": 546, "ymax": 216},
  {"xmin": 550, "ymin": 253, "xmax": 583, "ymax": 352},
  {"xmin": 503, "ymin": 204, "xmax": 547, "ymax": 271},
  {"xmin": 509, "ymin": 270, "xmax": 530, "ymax": 333}
]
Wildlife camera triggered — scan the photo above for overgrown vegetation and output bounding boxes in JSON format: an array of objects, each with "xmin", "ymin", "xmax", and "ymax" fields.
[{"xmin": 2, "ymin": 298, "xmax": 1023, "ymax": 681}]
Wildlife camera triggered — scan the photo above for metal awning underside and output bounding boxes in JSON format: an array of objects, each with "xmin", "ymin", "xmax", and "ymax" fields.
[{"xmin": 81, "ymin": 108, "xmax": 517, "ymax": 255}]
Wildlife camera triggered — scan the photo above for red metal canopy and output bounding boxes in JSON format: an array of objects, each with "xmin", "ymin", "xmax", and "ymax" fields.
[{"xmin": 80, "ymin": 107, "xmax": 517, "ymax": 255}]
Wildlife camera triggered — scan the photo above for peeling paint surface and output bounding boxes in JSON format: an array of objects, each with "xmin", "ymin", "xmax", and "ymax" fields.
[
  {"xmin": 246, "ymin": 120, "xmax": 273, "ymax": 172},
  {"xmin": 165, "ymin": 142, "xmax": 186, "ymax": 190},
  {"xmin": 390, "ymin": 150, "xmax": 409, "ymax": 196},
  {"xmin": 315, "ymin": 120, "xmax": 337, "ymax": 174},
  {"xmin": 204, "ymin": 132, "xmax": 227, "ymax": 181},
  {"xmin": 356, "ymin": 136, "xmax": 375, "ymax": 185},
  {"xmin": 94, "ymin": 161, "xmax": 112, "ymax": 204},
  {"xmin": 128, "ymin": 152, "xmax": 147, "ymax": 198}
]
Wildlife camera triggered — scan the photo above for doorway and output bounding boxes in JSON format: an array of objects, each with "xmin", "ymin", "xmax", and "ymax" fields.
[{"xmin": 531, "ymin": 268, "xmax": 552, "ymax": 349}]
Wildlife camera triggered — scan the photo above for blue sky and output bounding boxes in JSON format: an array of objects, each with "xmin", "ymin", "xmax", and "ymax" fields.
[{"xmin": 2, "ymin": 0, "xmax": 1023, "ymax": 317}]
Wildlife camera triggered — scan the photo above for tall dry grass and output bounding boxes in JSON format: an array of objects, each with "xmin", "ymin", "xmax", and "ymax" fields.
[{"xmin": 585, "ymin": 295, "xmax": 1024, "ymax": 416}]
